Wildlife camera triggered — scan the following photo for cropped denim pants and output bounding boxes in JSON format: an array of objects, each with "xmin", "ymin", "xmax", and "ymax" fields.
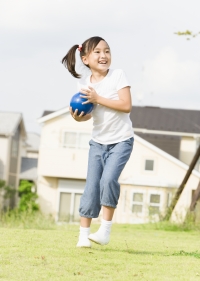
[{"xmin": 79, "ymin": 137, "xmax": 134, "ymax": 218}]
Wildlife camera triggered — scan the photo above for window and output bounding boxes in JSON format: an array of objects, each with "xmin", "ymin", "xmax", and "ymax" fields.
[
  {"xmin": 63, "ymin": 132, "xmax": 91, "ymax": 149},
  {"xmin": 149, "ymin": 194, "xmax": 160, "ymax": 215},
  {"xmin": 59, "ymin": 192, "xmax": 71, "ymax": 221},
  {"xmin": 145, "ymin": 160, "xmax": 154, "ymax": 171},
  {"xmin": 73, "ymin": 193, "xmax": 82, "ymax": 222},
  {"xmin": 78, "ymin": 133, "xmax": 90, "ymax": 149},
  {"xmin": 64, "ymin": 132, "xmax": 76, "ymax": 148},
  {"xmin": 58, "ymin": 192, "xmax": 82, "ymax": 222},
  {"xmin": 132, "ymin": 192, "xmax": 144, "ymax": 214},
  {"xmin": 123, "ymin": 190, "xmax": 127, "ymax": 212}
]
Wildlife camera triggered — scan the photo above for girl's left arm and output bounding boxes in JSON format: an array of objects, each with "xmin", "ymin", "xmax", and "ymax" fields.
[{"xmin": 81, "ymin": 86, "xmax": 132, "ymax": 113}]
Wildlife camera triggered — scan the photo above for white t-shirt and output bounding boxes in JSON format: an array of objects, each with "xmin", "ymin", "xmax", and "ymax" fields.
[{"xmin": 77, "ymin": 69, "xmax": 134, "ymax": 144}]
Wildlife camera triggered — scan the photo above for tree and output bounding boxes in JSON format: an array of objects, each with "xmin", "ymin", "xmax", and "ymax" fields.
[
  {"xmin": 0, "ymin": 179, "xmax": 16, "ymax": 209},
  {"xmin": 18, "ymin": 180, "xmax": 39, "ymax": 212},
  {"xmin": 174, "ymin": 30, "xmax": 200, "ymax": 40}
]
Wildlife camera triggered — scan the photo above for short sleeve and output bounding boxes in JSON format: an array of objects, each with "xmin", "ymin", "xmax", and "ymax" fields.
[
  {"xmin": 77, "ymin": 75, "xmax": 90, "ymax": 92},
  {"xmin": 116, "ymin": 69, "xmax": 131, "ymax": 91},
  {"xmin": 77, "ymin": 81, "xmax": 81, "ymax": 92}
]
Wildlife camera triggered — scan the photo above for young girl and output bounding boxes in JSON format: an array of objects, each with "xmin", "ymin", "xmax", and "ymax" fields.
[{"xmin": 62, "ymin": 36, "xmax": 134, "ymax": 248}]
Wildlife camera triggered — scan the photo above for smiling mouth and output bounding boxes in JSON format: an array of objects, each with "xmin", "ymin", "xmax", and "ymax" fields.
[{"xmin": 98, "ymin": 61, "xmax": 107, "ymax": 64}]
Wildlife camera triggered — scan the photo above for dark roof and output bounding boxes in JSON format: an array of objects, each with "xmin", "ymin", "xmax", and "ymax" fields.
[
  {"xmin": 41, "ymin": 106, "xmax": 200, "ymax": 134},
  {"xmin": 42, "ymin": 110, "xmax": 55, "ymax": 117},
  {"xmin": 130, "ymin": 106, "xmax": 200, "ymax": 134},
  {"xmin": 136, "ymin": 132, "xmax": 180, "ymax": 159}
]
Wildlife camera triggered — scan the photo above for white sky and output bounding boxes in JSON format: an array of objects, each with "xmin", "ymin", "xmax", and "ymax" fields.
[{"xmin": 0, "ymin": 0, "xmax": 200, "ymax": 133}]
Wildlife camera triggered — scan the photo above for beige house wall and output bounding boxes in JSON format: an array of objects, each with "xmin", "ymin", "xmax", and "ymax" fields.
[
  {"xmin": 37, "ymin": 112, "xmax": 200, "ymax": 224},
  {"xmin": 115, "ymin": 184, "xmax": 176, "ymax": 224},
  {"xmin": 27, "ymin": 152, "xmax": 38, "ymax": 158},
  {"xmin": 37, "ymin": 176, "xmax": 58, "ymax": 216},
  {"xmin": 179, "ymin": 137, "xmax": 197, "ymax": 166},
  {"xmin": 0, "ymin": 136, "xmax": 11, "ymax": 181},
  {"xmin": 38, "ymin": 114, "xmax": 93, "ymax": 178},
  {"xmin": 171, "ymin": 174, "xmax": 200, "ymax": 223},
  {"xmin": 121, "ymin": 138, "xmax": 189, "ymax": 188}
]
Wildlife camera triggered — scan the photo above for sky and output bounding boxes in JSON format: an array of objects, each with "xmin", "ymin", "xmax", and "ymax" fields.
[{"xmin": 0, "ymin": 0, "xmax": 200, "ymax": 133}]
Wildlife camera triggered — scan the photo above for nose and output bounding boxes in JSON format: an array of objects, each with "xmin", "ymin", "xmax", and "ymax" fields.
[{"xmin": 100, "ymin": 52, "xmax": 106, "ymax": 58}]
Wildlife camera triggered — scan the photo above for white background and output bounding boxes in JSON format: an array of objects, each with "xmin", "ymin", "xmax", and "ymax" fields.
[{"xmin": 0, "ymin": 0, "xmax": 200, "ymax": 133}]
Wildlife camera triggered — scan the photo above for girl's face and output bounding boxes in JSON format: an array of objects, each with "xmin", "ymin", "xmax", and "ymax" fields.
[{"xmin": 82, "ymin": 40, "xmax": 111, "ymax": 73}]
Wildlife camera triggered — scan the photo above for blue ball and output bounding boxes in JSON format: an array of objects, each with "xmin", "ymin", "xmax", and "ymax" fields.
[{"xmin": 70, "ymin": 92, "xmax": 94, "ymax": 116}]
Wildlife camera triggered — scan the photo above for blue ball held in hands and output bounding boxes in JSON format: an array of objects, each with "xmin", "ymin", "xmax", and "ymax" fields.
[{"xmin": 70, "ymin": 92, "xmax": 94, "ymax": 116}]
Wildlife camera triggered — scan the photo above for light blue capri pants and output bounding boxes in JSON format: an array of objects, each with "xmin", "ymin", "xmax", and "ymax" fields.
[{"xmin": 79, "ymin": 137, "xmax": 134, "ymax": 218}]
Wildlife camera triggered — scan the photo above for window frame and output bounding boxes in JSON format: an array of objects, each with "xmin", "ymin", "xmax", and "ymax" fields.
[
  {"xmin": 56, "ymin": 185, "xmax": 84, "ymax": 222},
  {"xmin": 131, "ymin": 190, "xmax": 145, "ymax": 215},
  {"xmin": 122, "ymin": 189, "xmax": 127, "ymax": 213},
  {"xmin": 148, "ymin": 192, "xmax": 162, "ymax": 215},
  {"xmin": 55, "ymin": 179, "xmax": 85, "ymax": 223},
  {"xmin": 142, "ymin": 156, "xmax": 157, "ymax": 174},
  {"xmin": 62, "ymin": 130, "xmax": 91, "ymax": 149},
  {"xmin": 145, "ymin": 159, "xmax": 154, "ymax": 171}
]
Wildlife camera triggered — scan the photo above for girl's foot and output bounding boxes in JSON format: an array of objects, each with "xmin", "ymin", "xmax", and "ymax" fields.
[
  {"xmin": 76, "ymin": 238, "xmax": 91, "ymax": 248},
  {"xmin": 88, "ymin": 232, "xmax": 109, "ymax": 245},
  {"xmin": 76, "ymin": 226, "xmax": 91, "ymax": 248},
  {"xmin": 88, "ymin": 219, "xmax": 112, "ymax": 245}
]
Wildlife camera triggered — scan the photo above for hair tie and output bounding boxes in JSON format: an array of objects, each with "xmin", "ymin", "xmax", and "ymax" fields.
[{"xmin": 77, "ymin": 44, "xmax": 82, "ymax": 51}]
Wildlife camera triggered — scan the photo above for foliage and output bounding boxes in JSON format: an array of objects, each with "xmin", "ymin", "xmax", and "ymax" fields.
[
  {"xmin": 0, "ymin": 208, "xmax": 56, "ymax": 229},
  {"xmin": 172, "ymin": 250, "xmax": 200, "ymax": 259},
  {"xmin": 0, "ymin": 179, "xmax": 4, "ymax": 189},
  {"xmin": 174, "ymin": 30, "xmax": 200, "ymax": 40},
  {"xmin": 0, "ymin": 179, "xmax": 16, "ymax": 200},
  {"xmin": 18, "ymin": 180, "xmax": 39, "ymax": 212}
]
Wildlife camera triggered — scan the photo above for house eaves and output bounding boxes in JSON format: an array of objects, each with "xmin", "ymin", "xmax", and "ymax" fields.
[
  {"xmin": 37, "ymin": 107, "xmax": 69, "ymax": 124},
  {"xmin": 134, "ymin": 134, "xmax": 200, "ymax": 179},
  {"xmin": 119, "ymin": 178, "xmax": 179, "ymax": 188},
  {"xmin": 134, "ymin": 128, "xmax": 200, "ymax": 138}
]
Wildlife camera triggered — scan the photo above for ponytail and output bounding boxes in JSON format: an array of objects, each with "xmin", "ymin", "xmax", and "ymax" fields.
[
  {"xmin": 62, "ymin": 44, "xmax": 81, "ymax": 78},
  {"xmin": 62, "ymin": 36, "xmax": 106, "ymax": 79}
]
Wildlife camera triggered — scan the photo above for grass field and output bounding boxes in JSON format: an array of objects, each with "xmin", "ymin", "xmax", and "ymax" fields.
[{"xmin": 0, "ymin": 223, "xmax": 200, "ymax": 281}]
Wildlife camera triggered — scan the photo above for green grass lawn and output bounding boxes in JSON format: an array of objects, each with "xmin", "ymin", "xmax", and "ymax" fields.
[{"xmin": 0, "ymin": 224, "xmax": 200, "ymax": 281}]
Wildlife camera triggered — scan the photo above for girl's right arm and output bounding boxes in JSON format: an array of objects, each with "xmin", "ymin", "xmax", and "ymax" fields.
[{"xmin": 69, "ymin": 107, "xmax": 92, "ymax": 122}]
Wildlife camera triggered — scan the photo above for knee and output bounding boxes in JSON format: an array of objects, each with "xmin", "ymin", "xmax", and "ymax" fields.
[
  {"xmin": 100, "ymin": 177, "xmax": 120, "ymax": 204},
  {"xmin": 100, "ymin": 176, "xmax": 119, "ymax": 189}
]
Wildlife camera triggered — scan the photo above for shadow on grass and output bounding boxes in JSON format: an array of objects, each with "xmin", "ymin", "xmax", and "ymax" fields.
[
  {"xmin": 171, "ymin": 250, "xmax": 200, "ymax": 259},
  {"xmin": 91, "ymin": 247, "xmax": 200, "ymax": 259},
  {"xmin": 93, "ymin": 247, "xmax": 165, "ymax": 256}
]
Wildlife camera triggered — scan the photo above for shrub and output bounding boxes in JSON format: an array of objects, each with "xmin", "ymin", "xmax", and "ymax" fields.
[{"xmin": 18, "ymin": 180, "xmax": 39, "ymax": 212}]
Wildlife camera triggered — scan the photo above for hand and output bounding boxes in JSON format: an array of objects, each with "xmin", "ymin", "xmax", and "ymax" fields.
[
  {"xmin": 80, "ymin": 86, "xmax": 99, "ymax": 104},
  {"xmin": 69, "ymin": 107, "xmax": 84, "ymax": 122}
]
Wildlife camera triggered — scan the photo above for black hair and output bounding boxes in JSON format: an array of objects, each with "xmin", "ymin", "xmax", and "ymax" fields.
[{"xmin": 62, "ymin": 36, "xmax": 106, "ymax": 78}]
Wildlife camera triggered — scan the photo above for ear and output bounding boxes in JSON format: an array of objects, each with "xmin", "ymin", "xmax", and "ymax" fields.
[{"xmin": 82, "ymin": 56, "xmax": 89, "ymax": 66}]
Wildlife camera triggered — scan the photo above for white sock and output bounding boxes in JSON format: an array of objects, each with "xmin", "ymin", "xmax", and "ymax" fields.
[
  {"xmin": 97, "ymin": 219, "xmax": 112, "ymax": 237},
  {"xmin": 79, "ymin": 226, "xmax": 90, "ymax": 240}
]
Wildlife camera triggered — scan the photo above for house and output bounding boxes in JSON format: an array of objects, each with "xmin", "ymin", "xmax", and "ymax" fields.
[
  {"xmin": 21, "ymin": 132, "xmax": 40, "ymax": 159},
  {"xmin": 0, "ymin": 112, "xmax": 26, "ymax": 208},
  {"xmin": 37, "ymin": 106, "xmax": 200, "ymax": 223},
  {"xmin": 20, "ymin": 133, "xmax": 40, "ymax": 186},
  {"xmin": 131, "ymin": 106, "xmax": 200, "ymax": 170}
]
